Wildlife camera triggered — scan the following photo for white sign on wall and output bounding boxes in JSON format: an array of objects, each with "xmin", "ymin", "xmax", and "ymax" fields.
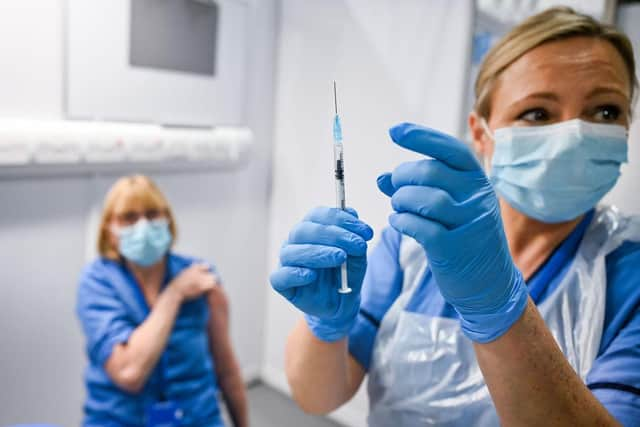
[{"xmin": 66, "ymin": 0, "xmax": 248, "ymax": 127}]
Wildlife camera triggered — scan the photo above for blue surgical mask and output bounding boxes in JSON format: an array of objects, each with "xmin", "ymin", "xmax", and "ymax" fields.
[
  {"xmin": 484, "ymin": 119, "xmax": 628, "ymax": 223},
  {"xmin": 116, "ymin": 218, "xmax": 172, "ymax": 267}
]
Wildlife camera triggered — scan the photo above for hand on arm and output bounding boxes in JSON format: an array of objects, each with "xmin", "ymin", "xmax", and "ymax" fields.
[
  {"xmin": 207, "ymin": 285, "xmax": 248, "ymax": 427},
  {"xmin": 105, "ymin": 263, "xmax": 216, "ymax": 393}
]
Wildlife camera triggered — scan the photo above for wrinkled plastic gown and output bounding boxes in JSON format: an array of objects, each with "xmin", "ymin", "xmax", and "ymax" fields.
[{"xmin": 367, "ymin": 206, "xmax": 640, "ymax": 427}]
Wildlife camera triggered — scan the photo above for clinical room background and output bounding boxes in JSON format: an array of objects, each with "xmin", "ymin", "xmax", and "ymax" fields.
[{"xmin": 0, "ymin": 1, "xmax": 639, "ymax": 426}]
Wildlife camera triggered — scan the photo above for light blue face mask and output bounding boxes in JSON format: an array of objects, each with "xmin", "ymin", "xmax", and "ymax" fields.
[
  {"xmin": 484, "ymin": 118, "xmax": 628, "ymax": 223},
  {"xmin": 116, "ymin": 218, "xmax": 172, "ymax": 267}
]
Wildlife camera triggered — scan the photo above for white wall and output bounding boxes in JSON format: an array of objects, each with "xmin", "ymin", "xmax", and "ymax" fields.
[
  {"xmin": 0, "ymin": 1, "xmax": 277, "ymax": 425},
  {"xmin": 603, "ymin": 3, "xmax": 640, "ymax": 214},
  {"xmin": 262, "ymin": 1, "xmax": 474, "ymax": 425}
]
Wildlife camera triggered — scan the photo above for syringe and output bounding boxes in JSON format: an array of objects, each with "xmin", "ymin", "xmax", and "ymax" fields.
[{"xmin": 333, "ymin": 81, "xmax": 352, "ymax": 294}]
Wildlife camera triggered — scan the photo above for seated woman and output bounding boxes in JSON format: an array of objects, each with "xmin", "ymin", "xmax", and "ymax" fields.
[{"xmin": 77, "ymin": 175, "xmax": 247, "ymax": 427}]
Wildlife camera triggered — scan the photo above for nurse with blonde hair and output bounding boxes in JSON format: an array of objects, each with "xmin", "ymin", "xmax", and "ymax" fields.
[
  {"xmin": 77, "ymin": 175, "xmax": 247, "ymax": 427},
  {"xmin": 272, "ymin": 7, "xmax": 640, "ymax": 426}
]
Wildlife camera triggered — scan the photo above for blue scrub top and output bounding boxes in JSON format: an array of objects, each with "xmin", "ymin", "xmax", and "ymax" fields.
[
  {"xmin": 76, "ymin": 253, "xmax": 224, "ymax": 427},
  {"xmin": 349, "ymin": 210, "xmax": 640, "ymax": 426}
]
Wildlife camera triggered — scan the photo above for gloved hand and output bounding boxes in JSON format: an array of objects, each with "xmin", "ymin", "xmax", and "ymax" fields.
[
  {"xmin": 270, "ymin": 207, "xmax": 374, "ymax": 342},
  {"xmin": 377, "ymin": 122, "xmax": 528, "ymax": 343}
]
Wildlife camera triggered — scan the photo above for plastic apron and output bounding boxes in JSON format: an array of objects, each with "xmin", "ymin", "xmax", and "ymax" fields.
[{"xmin": 367, "ymin": 206, "xmax": 640, "ymax": 426}]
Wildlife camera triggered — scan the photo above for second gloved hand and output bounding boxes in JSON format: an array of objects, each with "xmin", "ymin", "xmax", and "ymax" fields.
[
  {"xmin": 270, "ymin": 207, "xmax": 374, "ymax": 342},
  {"xmin": 378, "ymin": 123, "xmax": 529, "ymax": 343}
]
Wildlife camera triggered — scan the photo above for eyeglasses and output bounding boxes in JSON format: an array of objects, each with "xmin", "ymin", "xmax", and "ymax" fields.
[{"xmin": 113, "ymin": 208, "xmax": 166, "ymax": 226}]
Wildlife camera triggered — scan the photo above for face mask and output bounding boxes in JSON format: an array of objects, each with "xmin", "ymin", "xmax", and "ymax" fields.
[
  {"xmin": 483, "ymin": 118, "xmax": 628, "ymax": 223},
  {"xmin": 114, "ymin": 218, "xmax": 172, "ymax": 267}
]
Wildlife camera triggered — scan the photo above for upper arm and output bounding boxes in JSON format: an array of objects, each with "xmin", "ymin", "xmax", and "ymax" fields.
[
  {"xmin": 586, "ymin": 241, "xmax": 640, "ymax": 425},
  {"xmin": 346, "ymin": 354, "xmax": 367, "ymax": 398},
  {"xmin": 206, "ymin": 285, "xmax": 237, "ymax": 376},
  {"xmin": 587, "ymin": 307, "xmax": 640, "ymax": 426},
  {"xmin": 348, "ymin": 227, "xmax": 404, "ymax": 371},
  {"xmin": 76, "ymin": 264, "xmax": 136, "ymax": 367},
  {"xmin": 207, "ymin": 284, "xmax": 230, "ymax": 335}
]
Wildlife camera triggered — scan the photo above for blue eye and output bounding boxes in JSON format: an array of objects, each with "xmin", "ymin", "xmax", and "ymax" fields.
[
  {"xmin": 518, "ymin": 108, "xmax": 549, "ymax": 123},
  {"xmin": 594, "ymin": 105, "xmax": 621, "ymax": 122}
]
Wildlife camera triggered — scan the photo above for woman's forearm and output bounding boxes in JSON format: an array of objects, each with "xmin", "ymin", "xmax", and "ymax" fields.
[
  {"xmin": 218, "ymin": 361, "xmax": 248, "ymax": 427},
  {"xmin": 285, "ymin": 318, "xmax": 365, "ymax": 414},
  {"xmin": 105, "ymin": 285, "xmax": 183, "ymax": 392},
  {"xmin": 474, "ymin": 298, "xmax": 620, "ymax": 426},
  {"xmin": 206, "ymin": 286, "xmax": 248, "ymax": 427}
]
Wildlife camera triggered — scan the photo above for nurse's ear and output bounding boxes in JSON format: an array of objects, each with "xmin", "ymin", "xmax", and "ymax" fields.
[
  {"xmin": 106, "ymin": 222, "xmax": 120, "ymax": 255},
  {"xmin": 468, "ymin": 112, "xmax": 494, "ymax": 162}
]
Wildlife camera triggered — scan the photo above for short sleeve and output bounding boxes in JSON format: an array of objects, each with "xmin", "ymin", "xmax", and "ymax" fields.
[
  {"xmin": 587, "ymin": 306, "xmax": 640, "ymax": 425},
  {"xmin": 349, "ymin": 227, "xmax": 404, "ymax": 370},
  {"xmin": 586, "ymin": 241, "xmax": 640, "ymax": 425},
  {"xmin": 76, "ymin": 262, "xmax": 137, "ymax": 367},
  {"xmin": 591, "ymin": 388, "xmax": 640, "ymax": 427},
  {"xmin": 207, "ymin": 262, "xmax": 223, "ymax": 287}
]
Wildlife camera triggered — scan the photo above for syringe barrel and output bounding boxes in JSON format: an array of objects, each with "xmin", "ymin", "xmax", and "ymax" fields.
[
  {"xmin": 333, "ymin": 143, "xmax": 346, "ymax": 209},
  {"xmin": 335, "ymin": 179, "xmax": 346, "ymax": 209}
]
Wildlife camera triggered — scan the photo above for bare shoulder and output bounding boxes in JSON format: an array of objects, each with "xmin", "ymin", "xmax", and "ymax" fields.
[{"xmin": 207, "ymin": 284, "xmax": 229, "ymax": 312}]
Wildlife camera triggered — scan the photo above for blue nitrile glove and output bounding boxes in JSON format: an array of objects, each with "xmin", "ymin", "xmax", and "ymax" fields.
[
  {"xmin": 377, "ymin": 122, "xmax": 529, "ymax": 343},
  {"xmin": 270, "ymin": 207, "xmax": 374, "ymax": 342}
]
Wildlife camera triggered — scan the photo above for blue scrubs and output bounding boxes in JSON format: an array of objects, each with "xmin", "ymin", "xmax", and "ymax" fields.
[
  {"xmin": 349, "ymin": 211, "xmax": 640, "ymax": 425},
  {"xmin": 76, "ymin": 253, "xmax": 224, "ymax": 427}
]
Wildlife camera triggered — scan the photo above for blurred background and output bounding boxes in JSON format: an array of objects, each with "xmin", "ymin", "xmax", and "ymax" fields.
[{"xmin": 0, "ymin": 1, "xmax": 638, "ymax": 426}]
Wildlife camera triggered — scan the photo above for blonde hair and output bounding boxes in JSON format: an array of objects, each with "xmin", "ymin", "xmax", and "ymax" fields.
[
  {"xmin": 97, "ymin": 175, "xmax": 177, "ymax": 260},
  {"xmin": 474, "ymin": 6, "xmax": 638, "ymax": 119}
]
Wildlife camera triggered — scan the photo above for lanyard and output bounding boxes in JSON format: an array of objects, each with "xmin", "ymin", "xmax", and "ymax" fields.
[{"xmin": 526, "ymin": 210, "xmax": 593, "ymax": 303}]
